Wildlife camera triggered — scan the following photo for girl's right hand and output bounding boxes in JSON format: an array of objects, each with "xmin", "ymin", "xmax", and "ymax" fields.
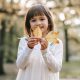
[{"xmin": 27, "ymin": 37, "xmax": 39, "ymax": 49}]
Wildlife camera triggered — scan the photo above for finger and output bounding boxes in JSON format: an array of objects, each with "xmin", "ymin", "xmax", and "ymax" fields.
[
  {"xmin": 31, "ymin": 37, "xmax": 40, "ymax": 42},
  {"xmin": 41, "ymin": 42, "xmax": 46, "ymax": 49},
  {"xmin": 44, "ymin": 40, "xmax": 48, "ymax": 46},
  {"xmin": 41, "ymin": 41, "xmax": 48, "ymax": 49},
  {"xmin": 40, "ymin": 38, "xmax": 46, "ymax": 43},
  {"xmin": 29, "ymin": 37, "xmax": 39, "ymax": 40},
  {"xmin": 28, "ymin": 38, "xmax": 38, "ymax": 43},
  {"xmin": 28, "ymin": 42, "xmax": 37, "ymax": 45},
  {"xmin": 27, "ymin": 42, "xmax": 38, "ymax": 49},
  {"xmin": 29, "ymin": 41, "xmax": 38, "ymax": 45}
]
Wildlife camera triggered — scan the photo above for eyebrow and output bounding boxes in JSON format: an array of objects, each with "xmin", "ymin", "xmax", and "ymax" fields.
[{"xmin": 31, "ymin": 15, "xmax": 46, "ymax": 19}]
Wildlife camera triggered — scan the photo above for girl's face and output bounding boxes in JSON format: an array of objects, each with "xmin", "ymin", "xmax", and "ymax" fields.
[{"xmin": 30, "ymin": 15, "xmax": 49, "ymax": 37}]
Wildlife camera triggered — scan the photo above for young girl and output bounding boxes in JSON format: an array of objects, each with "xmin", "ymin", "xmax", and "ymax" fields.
[{"xmin": 16, "ymin": 4, "xmax": 63, "ymax": 80}]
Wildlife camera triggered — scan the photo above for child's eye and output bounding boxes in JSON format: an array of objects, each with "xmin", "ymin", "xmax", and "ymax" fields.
[
  {"xmin": 40, "ymin": 18, "xmax": 45, "ymax": 21},
  {"xmin": 31, "ymin": 19, "xmax": 36, "ymax": 22}
]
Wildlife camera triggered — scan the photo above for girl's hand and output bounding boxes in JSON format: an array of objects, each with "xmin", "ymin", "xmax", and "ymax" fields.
[
  {"xmin": 27, "ymin": 37, "xmax": 38, "ymax": 49},
  {"xmin": 40, "ymin": 38, "xmax": 48, "ymax": 50}
]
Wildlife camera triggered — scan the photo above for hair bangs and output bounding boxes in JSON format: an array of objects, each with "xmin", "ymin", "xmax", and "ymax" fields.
[{"xmin": 27, "ymin": 6, "xmax": 46, "ymax": 20}]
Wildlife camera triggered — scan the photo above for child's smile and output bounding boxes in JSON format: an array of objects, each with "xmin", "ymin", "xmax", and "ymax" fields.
[{"xmin": 30, "ymin": 15, "xmax": 49, "ymax": 37}]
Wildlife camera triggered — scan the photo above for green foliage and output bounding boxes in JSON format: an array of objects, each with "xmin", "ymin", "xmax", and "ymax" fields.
[{"xmin": 61, "ymin": 61, "xmax": 80, "ymax": 78}]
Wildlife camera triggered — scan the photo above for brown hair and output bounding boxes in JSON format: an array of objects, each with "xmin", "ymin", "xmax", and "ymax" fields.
[{"xmin": 25, "ymin": 4, "xmax": 54, "ymax": 36}]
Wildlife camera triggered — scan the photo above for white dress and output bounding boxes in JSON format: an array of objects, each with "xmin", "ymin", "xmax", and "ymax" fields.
[{"xmin": 16, "ymin": 37, "xmax": 63, "ymax": 80}]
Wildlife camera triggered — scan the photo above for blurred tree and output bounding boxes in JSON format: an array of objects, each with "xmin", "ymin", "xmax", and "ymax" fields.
[
  {"xmin": 0, "ymin": 0, "xmax": 20, "ymax": 75},
  {"xmin": 63, "ymin": 23, "xmax": 70, "ymax": 62},
  {"xmin": 0, "ymin": 19, "xmax": 6, "ymax": 75},
  {"xmin": 6, "ymin": 25, "xmax": 14, "ymax": 63}
]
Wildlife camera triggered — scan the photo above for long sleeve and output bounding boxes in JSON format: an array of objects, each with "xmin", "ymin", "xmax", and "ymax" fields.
[
  {"xmin": 16, "ymin": 37, "xmax": 33, "ymax": 69},
  {"xmin": 42, "ymin": 39, "xmax": 63, "ymax": 73}
]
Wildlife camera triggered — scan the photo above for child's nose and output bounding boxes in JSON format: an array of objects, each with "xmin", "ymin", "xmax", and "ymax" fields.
[{"xmin": 36, "ymin": 20, "xmax": 41, "ymax": 25}]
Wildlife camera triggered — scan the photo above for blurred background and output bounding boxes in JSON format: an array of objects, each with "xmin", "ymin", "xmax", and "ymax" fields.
[{"xmin": 0, "ymin": 0, "xmax": 80, "ymax": 80}]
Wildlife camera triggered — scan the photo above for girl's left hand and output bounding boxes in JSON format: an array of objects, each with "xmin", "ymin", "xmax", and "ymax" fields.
[{"xmin": 39, "ymin": 38, "xmax": 48, "ymax": 50}]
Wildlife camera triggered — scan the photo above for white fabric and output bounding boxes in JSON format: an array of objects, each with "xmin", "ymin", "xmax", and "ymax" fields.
[{"xmin": 16, "ymin": 37, "xmax": 63, "ymax": 80}]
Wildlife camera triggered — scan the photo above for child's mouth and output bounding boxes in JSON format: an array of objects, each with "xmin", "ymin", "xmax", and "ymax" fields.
[{"xmin": 40, "ymin": 26, "xmax": 44, "ymax": 29}]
